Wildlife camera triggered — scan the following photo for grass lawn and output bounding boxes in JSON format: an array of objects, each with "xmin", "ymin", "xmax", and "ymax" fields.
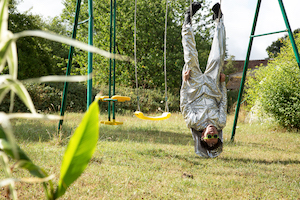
[{"xmin": 1, "ymin": 111, "xmax": 300, "ymax": 199}]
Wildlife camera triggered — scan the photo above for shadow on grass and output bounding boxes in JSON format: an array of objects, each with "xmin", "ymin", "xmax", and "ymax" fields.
[
  {"xmin": 225, "ymin": 140, "xmax": 295, "ymax": 153},
  {"xmin": 99, "ymin": 126, "xmax": 193, "ymax": 146},
  {"xmin": 12, "ymin": 120, "xmax": 77, "ymax": 144},
  {"xmin": 12, "ymin": 119, "xmax": 194, "ymax": 147},
  {"xmin": 135, "ymin": 148, "xmax": 204, "ymax": 166},
  {"xmin": 220, "ymin": 157, "xmax": 300, "ymax": 165}
]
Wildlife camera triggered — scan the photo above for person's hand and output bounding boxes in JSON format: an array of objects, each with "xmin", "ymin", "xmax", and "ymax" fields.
[
  {"xmin": 220, "ymin": 73, "xmax": 225, "ymax": 82},
  {"xmin": 183, "ymin": 70, "xmax": 191, "ymax": 81}
]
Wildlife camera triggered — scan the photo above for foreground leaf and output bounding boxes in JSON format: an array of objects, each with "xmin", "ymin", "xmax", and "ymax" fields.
[
  {"xmin": 55, "ymin": 100, "xmax": 99, "ymax": 198},
  {"xmin": 0, "ymin": 77, "xmax": 36, "ymax": 113},
  {"xmin": 0, "ymin": 138, "xmax": 47, "ymax": 177}
]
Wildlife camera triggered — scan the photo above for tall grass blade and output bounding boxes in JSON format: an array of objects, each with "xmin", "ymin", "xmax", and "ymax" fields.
[
  {"xmin": 55, "ymin": 100, "xmax": 99, "ymax": 199},
  {"xmin": 0, "ymin": 85, "xmax": 10, "ymax": 104},
  {"xmin": 5, "ymin": 78, "xmax": 36, "ymax": 113},
  {"xmin": 0, "ymin": 37, "xmax": 13, "ymax": 72},
  {"xmin": 15, "ymin": 160, "xmax": 49, "ymax": 178},
  {"xmin": 7, "ymin": 41, "xmax": 18, "ymax": 79},
  {"xmin": 0, "ymin": 0, "xmax": 8, "ymax": 38},
  {"xmin": 0, "ymin": 137, "xmax": 48, "ymax": 178},
  {"xmin": 24, "ymin": 74, "xmax": 92, "ymax": 83},
  {"xmin": 0, "ymin": 115, "xmax": 20, "ymax": 160},
  {"xmin": 0, "ymin": 152, "xmax": 10, "ymax": 177},
  {"xmin": 13, "ymin": 30, "xmax": 132, "ymax": 62}
]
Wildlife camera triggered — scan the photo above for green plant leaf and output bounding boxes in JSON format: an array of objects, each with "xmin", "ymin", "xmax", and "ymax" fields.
[
  {"xmin": 6, "ymin": 41, "xmax": 18, "ymax": 79},
  {"xmin": 15, "ymin": 160, "xmax": 49, "ymax": 178},
  {"xmin": 0, "ymin": 0, "xmax": 8, "ymax": 38},
  {"xmin": 0, "ymin": 77, "xmax": 36, "ymax": 113},
  {"xmin": 55, "ymin": 100, "xmax": 99, "ymax": 198},
  {"xmin": 0, "ymin": 84, "xmax": 10, "ymax": 104},
  {"xmin": 13, "ymin": 30, "xmax": 131, "ymax": 62},
  {"xmin": 0, "ymin": 36, "xmax": 13, "ymax": 71},
  {"xmin": 0, "ymin": 138, "xmax": 48, "ymax": 177}
]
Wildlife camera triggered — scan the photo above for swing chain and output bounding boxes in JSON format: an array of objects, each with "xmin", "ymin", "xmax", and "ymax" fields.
[{"xmin": 135, "ymin": 0, "xmax": 169, "ymax": 113}]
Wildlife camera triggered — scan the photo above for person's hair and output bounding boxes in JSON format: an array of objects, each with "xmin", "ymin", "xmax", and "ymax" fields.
[{"xmin": 200, "ymin": 137, "xmax": 223, "ymax": 151}]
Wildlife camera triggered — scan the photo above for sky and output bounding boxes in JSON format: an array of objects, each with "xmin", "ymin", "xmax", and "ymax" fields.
[{"xmin": 17, "ymin": 0, "xmax": 300, "ymax": 60}]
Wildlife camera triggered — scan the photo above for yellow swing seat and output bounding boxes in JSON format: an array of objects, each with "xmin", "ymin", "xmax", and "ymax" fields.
[
  {"xmin": 100, "ymin": 119, "xmax": 123, "ymax": 125},
  {"xmin": 96, "ymin": 95, "xmax": 131, "ymax": 102},
  {"xmin": 97, "ymin": 95, "xmax": 131, "ymax": 125},
  {"xmin": 134, "ymin": 111, "xmax": 171, "ymax": 121}
]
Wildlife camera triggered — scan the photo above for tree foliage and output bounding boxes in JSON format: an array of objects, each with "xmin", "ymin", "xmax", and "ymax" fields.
[
  {"xmin": 246, "ymin": 33, "xmax": 300, "ymax": 130},
  {"xmin": 6, "ymin": 0, "xmax": 69, "ymax": 79},
  {"xmin": 224, "ymin": 55, "xmax": 237, "ymax": 75},
  {"xmin": 266, "ymin": 28, "xmax": 300, "ymax": 58},
  {"xmin": 61, "ymin": 0, "xmax": 214, "ymax": 91}
]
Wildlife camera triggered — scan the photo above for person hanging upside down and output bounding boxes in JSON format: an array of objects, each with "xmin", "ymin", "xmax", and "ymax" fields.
[{"xmin": 180, "ymin": 2, "xmax": 227, "ymax": 158}]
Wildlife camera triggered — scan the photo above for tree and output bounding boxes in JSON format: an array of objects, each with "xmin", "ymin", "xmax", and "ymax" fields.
[
  {"xmin": 61, "ymin": 0, "xmax": 214, "ymax": 91},
  {"xmin": 5, "ymin": 0, "xmax": 69, "ymax": 79},
  {"xmin": 224, "ymin": 55, "xmax": 237, "ymax": 75},
  {"xmin": 39, "ymin": 16, "xmax": 70, "ymax": 75},
  {"xmin": 7, "ymin": 12, "xmax": 54, "ymax": 79},
  {"xmin": 266, "ymin": 28, "xmax": 300, "ymax": 58}
]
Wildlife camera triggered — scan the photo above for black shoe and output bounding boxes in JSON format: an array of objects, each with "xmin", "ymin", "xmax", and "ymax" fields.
[
  {"xmin": 184, "ymin": 2, "xmax": 202, "ymax": 25},
  {"xmin": 212, "ymin": 3, "xmax": 223, "ymax": 20}
]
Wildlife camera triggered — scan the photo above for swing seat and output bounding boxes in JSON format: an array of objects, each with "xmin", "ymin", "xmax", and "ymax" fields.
[
  {"xmin": 111, "ymin": 95, "xmax": 131, "ymax": 102},
  {"xmin": 134, "ymin": 111, "xmax": 171, "ymax": 121},
  {"xmin": 96, "ymin": 95, "xmax": 131, "ymax": 102},
  {"xmin": 95, "ymin": 95, "xmax": 109, "ymax": 102},
  {"xmin": 100, "ymin": 120, "xmax": 123, "ymax": 125}
]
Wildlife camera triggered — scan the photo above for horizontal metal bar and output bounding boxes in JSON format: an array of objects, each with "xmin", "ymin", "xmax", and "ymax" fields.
[
  {"xmin": 103, "ymin": 98, "xmax": 118, "ymax": 102},
  {"xmin": 78, "ymin": 18, "xmax": 89, "ymax": 25},
  {"xmin": 251, "ymin": 29, "xmax": 287, "ymax": 38}
]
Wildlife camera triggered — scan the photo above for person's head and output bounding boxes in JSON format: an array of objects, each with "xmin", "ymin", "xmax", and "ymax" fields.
[{"xmin": 200, "ymin": 124, "xmax": 222, "ymax": 150}]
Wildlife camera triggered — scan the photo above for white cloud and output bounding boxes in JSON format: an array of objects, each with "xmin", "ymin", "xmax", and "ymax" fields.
[
  {"xmin": 223, "ymin": 0, "xmax": 300, "ymax": 60},
  {"xmin": 17, "ymin": 0, "xmax": 64, "ymax": 18}
]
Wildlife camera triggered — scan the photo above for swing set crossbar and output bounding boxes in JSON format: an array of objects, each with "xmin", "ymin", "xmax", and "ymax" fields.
[{"xmin": 251, "ymin": 29, "xmax": 287, "ymax": 38}]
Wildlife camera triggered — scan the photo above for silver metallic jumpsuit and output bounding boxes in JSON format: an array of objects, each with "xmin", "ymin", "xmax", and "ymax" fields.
[{"xmin": 180, "ymin": 18, "xmax": 227, "ymax": 158}]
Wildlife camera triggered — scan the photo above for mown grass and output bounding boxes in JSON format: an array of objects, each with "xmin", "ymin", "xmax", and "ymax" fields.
[{"xmin": 1, "ymin": 111, "xmax": 300, "ymax": 199}]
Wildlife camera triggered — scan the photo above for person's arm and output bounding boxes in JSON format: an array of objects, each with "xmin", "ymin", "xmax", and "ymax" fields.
[
  {"xmin": 183, "ymin": 70, "xmax": 191, "ymax": 81},
  {"xmin": 220, "ymin": 73, "xmax": 225, "ymax": 82}
]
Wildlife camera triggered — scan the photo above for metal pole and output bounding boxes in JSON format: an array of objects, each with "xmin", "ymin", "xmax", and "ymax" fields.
[
  {"xmin": 164, "ymin": 0, "xmax": 169, "ymax": 112},
  {"xmin": 108, "ymin": 0, "xmax": 113, "ymax": 121},
  {"xmin": 112, "ymin": 0, "xmax": 116, "ymax": 120},
  {"xmin": 278, "ymin": 0, "xmax": 300, "ymax": 69},
  {"xmin": 87, "ymin": 0, "xmax": 94, "ymax": 109},
  {"xmin": 231, "ymin": 0, "xmax": 262, "ymax": 141},
  {"xmin": 58, "ymin": 0, "xmax": 82, "ymax": 131}
]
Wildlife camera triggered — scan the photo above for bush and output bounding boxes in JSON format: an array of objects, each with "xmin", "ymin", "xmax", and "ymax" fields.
[{"xmin": 246, "ymin": 34, "xmax": 300, "ymax": 130}]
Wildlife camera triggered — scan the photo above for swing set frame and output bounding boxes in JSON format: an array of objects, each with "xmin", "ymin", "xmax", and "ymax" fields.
[
  {"xmin": 231, "ymin": 0, "xmax": 300, "ymax": 141},
  {"xmin": 58, "ymin": 0, "xmax": 171, "ymax": 130},
  {"xmin": 57, "ymin": 0, "xmax": 299, "ymax": 137}
]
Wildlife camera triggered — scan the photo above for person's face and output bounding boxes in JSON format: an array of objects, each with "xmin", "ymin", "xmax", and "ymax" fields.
[{"xmin": 202, "ymin": 124, "xmax": 218, "ymax": 147}]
